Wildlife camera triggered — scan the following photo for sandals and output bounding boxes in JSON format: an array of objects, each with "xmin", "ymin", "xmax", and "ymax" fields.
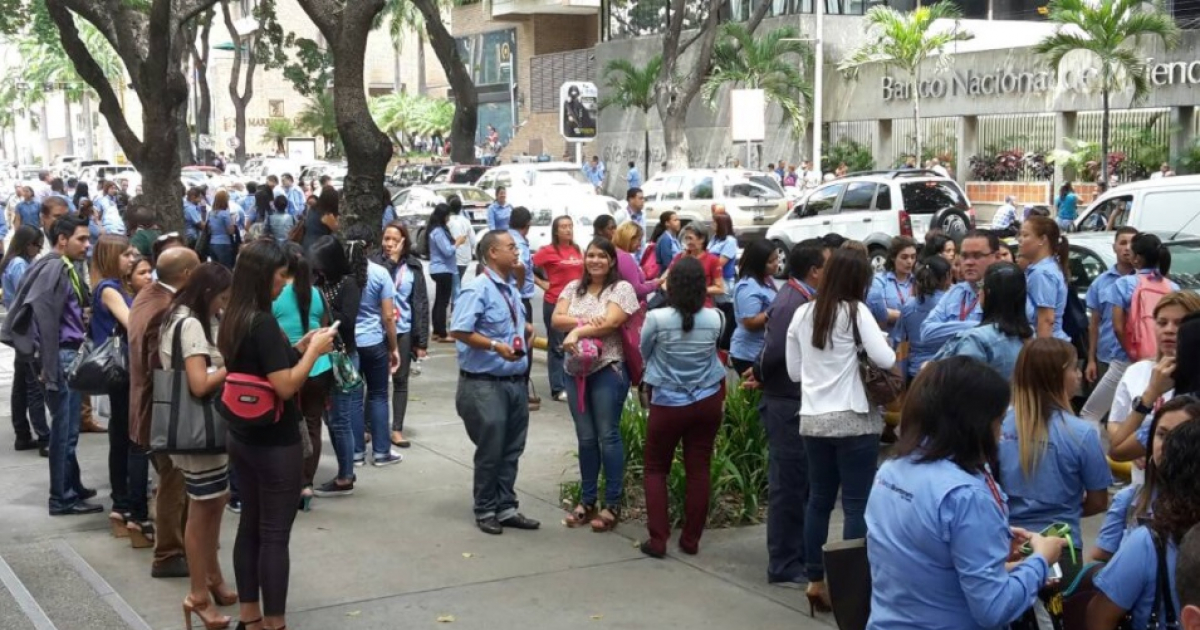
[
  {"xmin": 590, "ymin": 506, "xmax": 621, "ymax": 533},
  {"xmin": 564, "ymin": 503, "xmax": 597, "ymax": 528}
]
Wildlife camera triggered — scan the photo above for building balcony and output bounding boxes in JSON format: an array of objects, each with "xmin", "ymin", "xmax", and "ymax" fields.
[{"xmin": 491, "ymin": 0, "xmax": 600, "ymax": 18}]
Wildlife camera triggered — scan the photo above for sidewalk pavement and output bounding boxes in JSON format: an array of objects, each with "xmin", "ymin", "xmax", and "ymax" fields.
[{"xmin": 0, "ymin": 343, "xmax": 834, "ymax": 630}]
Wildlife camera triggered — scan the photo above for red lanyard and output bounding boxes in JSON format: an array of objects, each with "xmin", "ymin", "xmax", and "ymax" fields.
[
  {"xmin": 499, "ymin": 285, "xmax": 520, "ymax": 326},
  {"xmin": 959, "ymin": 291, "xmax": 979, "ymax": 321},
  {"xmin": 894, "ymin": 280, "xmax": 910, "ymax": 307},
  {"xmin": 788, "ymin": 279, "xmax": 813, "ymax": 300},
  {"xmin": 983, "ymin": 471, "xmax": 1007, "ymax": 515}
]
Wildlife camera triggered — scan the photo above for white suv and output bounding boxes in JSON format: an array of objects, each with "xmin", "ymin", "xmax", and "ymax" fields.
[
  {"xmin": 642, "ymin": 169, "xmax": 790, "ymax": 244},
  {"xmin": 766, "ymin": 170, "xmax": 975, "ymax": 271}
]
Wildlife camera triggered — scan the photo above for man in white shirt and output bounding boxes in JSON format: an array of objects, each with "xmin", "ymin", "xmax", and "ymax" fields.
[
  {"xmin": 800, "ymin": 160, "xmax": 821, "ymax": 190},
  {"xmin": 1150, "ymin": 162, "xmax": 1173, "ymax": 179},
  {"xmin": 930, "ymin": 158, "xmax": 950, "ymax": 178},
  {"xmin": 447, "ymin": 195, "xmax": 477, "ymax": 299}
]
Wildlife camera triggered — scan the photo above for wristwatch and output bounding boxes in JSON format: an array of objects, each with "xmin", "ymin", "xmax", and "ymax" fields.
[
  {"xmin": 489, "ymin": 339, "xmax": 498, "ymax": 352},
  {"xmin": 1132, "ymin": 396, "xmax": 1154, "ymax": 415}
]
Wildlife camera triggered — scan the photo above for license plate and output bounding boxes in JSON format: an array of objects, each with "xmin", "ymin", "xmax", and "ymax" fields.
[{"xmin": 752, "ymin": 207, "xmax": 765, "ymax": 217}]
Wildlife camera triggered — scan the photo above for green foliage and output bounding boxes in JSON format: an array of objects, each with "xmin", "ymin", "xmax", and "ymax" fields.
[
  {"xmin": 1181, "ymin": 140, "xmax": 1200, "ymax": 175},
  {"xmin": 1113, "ymin": 120, "xmax": 1169, "ymax": 177},
  {"xmin": 297, "ymin": 91, "xmax": 340, "ymax": 157},
  {"xmin": 702, "ymin": 24, "xmax": 813, "ymax": 136},
  {"xmin": 370, "ymin": 92, "xmax": 454, "ymax": 141},
  {"xmin": 12, "ymin": 13, "xmax": 125, "ymax": 108},
  {"xmin": 598, "ymin": 55, "xmax": 662, "ymax": 115},
  {"xmin": 260, "ymin": 118, "xmax": 294, "ymax": 154},
  {"xmin": 825, "ymin": 138, "xmax": 875, "ymax": 173},
  {"xmin": 254, "ymin": 0, "xmax": 333, "ymax": 97},
  {"xmin": 560, "ymin": 381, "xmax": 768, "ymax": 529}
]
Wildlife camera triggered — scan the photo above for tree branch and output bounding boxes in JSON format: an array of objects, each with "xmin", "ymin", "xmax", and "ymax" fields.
[{"xmin": 295, "ymin": 0, "xmax": 338, "ymax": 40}]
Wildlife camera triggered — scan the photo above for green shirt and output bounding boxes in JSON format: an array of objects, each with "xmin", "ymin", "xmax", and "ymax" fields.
[
  {"xmin": 271, "ymin": 283, "xmax": 331, "ymax": 376},
  {"xmin": 130, "ymin": 228, "xmax": 161, "ymax": 258}
]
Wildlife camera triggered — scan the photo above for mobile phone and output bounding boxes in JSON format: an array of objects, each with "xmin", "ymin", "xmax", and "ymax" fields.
[
  {"xmin": 1050, "ymin": 563, "xmax": 1063, "ymax": 581},
  {"xmin": 1020, "ymin": 522, "xmax": 1075, "ymax": 562}
]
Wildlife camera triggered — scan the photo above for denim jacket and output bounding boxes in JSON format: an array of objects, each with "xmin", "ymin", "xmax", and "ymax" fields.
[{"xmin": 640, "ymin": 307, "xmax": 726, "ymax": 396}]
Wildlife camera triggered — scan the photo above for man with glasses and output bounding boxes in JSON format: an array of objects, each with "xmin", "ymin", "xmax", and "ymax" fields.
[{"xmin": 921, "ymin": 230, "xmax": 1004, "ymax": 348}]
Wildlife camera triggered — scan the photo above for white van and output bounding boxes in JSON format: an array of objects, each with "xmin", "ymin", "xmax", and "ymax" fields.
[{"xmin": 1075, "ymin": 175, "xmax": 1200, "ymax": 237}]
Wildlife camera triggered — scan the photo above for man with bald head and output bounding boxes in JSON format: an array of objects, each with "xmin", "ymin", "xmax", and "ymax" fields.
[{"xmin": 128, "ymin": 246, "xmax": 200, "ymax": 578}]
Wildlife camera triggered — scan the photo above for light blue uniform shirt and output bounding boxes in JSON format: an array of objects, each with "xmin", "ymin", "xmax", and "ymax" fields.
[
  {"xmin": 451, "ymin": 267, "xmax": 528, "ymax": 377},
  {"xmin": 381, "ymin": 205, "xmax": 396, "ymax": 229},
  {"xmin": 50, "ymin": 192, "xmax": 76, "ymax": 214},
  {"xmin": 866, "ymin": 455, "xmax": 1049, "ymax": 630},
  {"xmin": 1025, "ymin": 256, "xmax": 1070, "ymax": 341},
  {"xmin": 922, "ymin": 281, "xmax": 1036, "ymax": 350},
  {"xmin": 429, "ymin": 227, "xmax": 457, "ymax": 275},
  {"xmin": 730, "ymin": 277, "xmax": 775, "ymax": 362},
  {"xmin": 654, "ymin": 232, "xmax": 681, "ymax": 275},
  {"xmin": 208, "ymin": 209, "xmax": 232, "ymax": 245},
  {"xmin": 1095, "ymin": 484, "xmax": 1141, "ymax": 556},
  {"xmin": 354, "ymin": 261, "xmax": 396, "ymax": 348},
  {"xmin": 2, "ymin": 257, "xmax": 29, "ymax": 309},
  {"xmin": 509, "ymin": 229, "xmax": 536, "ymax": 299},
  {"xmin": 707, "ymin": 236, "xmax": 738, "ymax": 285},
  {"xmin": 275, "ymin": 186, "xmax": 305, "ymax": 217},
  {"xmin": 97, "ymin": 195, "xmax": 124, "ymax": 235},
  {"xmin": 1105, "ymin": 269, "xmax": 1180, "ymax": 314},
  {"xmin": 240, "ymin": 194, "xmax": 257, "ymax": 226},
  {"xmin": 16, "ymin": 200, "xmax": 39, "ymax": 229},
  {"xmin": 486, "ymin": 202, "xmax": 513, "ymax": 231},
  {"xmin": 1087, "ymin": 267, "xmax": 1131, "ymax": 363},
  {"xmin": 1094, "ymin": 526, "xmax": 1180, "ymax": 630},
  {"xmin": 932, "ymin": 323, "xmax": 1026, "ymax": 381},
  {"xmin": 184, "ymin": 201, "xmax": 205, "ymax": 240},
  {"xmin": 891, "ymin": 290, "xmax": 946, "ymax": 379},
  {"xmin": 627, "ymin": 167, "xmax": 641, "ymax": 189},
  {"xmin": 390, "ymin": 263, "xmax": 414, "ymax": 335},
  {"xmin": 998, "ymin": 409, "xmax": 1113, "ymax": 545},
  {"xmin": 867, "ymin": 271, "xmax": 914, "ymax": 332}
]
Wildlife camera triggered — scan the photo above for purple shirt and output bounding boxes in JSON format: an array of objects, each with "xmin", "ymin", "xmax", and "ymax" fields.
[
  {"xmin": 616, "ymin": 250, "xmax": 658, "ymax": 301},
  {"xmin": 61, "ymin": 281, "xmax": 86, "ymax": 346}
]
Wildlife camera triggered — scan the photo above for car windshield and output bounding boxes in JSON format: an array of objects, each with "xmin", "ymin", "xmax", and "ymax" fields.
[
  {"xmin": 532, "ymin": 209, "xmax": 554, "ymax": 226},
  {"xmin": 533, "ymin": 169, "xmax": 590, "ymax": 186},
  {"xmin": 750, "ymin": 175, "xmax": 784, "ymax": 196},
  {"xmin": 725, "ymin": 179, "xmax": 783, "ymax": 199},
  {"xmin": 900, "ymin": 181, "xmax": 968, "ymax": 215},
  {"xmin": 1168, "ymin": 241, "xmax": 1200, "ymax": 289},
  {"xmin": 436, "ymin": 188, "xmax": 493, "ymax": 204}
]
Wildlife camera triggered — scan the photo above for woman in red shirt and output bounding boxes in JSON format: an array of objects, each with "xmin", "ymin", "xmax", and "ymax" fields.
[
  {"xmin": 666, "ymin": 223, "xmax": 725, "ymax": 308},
  {"xmin": 532, "ymin": 216, "xmax": 584, "ymax": 401}
]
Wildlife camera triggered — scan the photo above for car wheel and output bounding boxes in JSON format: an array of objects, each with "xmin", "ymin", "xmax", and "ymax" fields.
[
  {"xmin": 934, "ymin": 209, "xmax": 971, "ymax": 238},
  {"xmin": 771, "ymin": 240, "xmax": 790, "ymax": 279},
  {"xmin": 868, "ymin": 246, "xmax": 887, "ymax": 273}
]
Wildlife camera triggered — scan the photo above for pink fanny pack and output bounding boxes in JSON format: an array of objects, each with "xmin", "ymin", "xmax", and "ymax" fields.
[
  {"xmin": 564, "ymin": 337, "xmax": 604, "ymax": 413},
  {"xmin": 216, "ymin": 373, "xmax": 284, "ymax": 425}
]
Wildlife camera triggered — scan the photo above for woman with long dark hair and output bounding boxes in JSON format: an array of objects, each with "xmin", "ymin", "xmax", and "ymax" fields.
[
  {"xmin": 160, "ymin": 263, "xmax": 236, "ymax": 630},
  {"xmin": 784, "ymin": 247, "xmax": 896, "ymax": 612},
  {"xmin": 379, "ymin": 222, "xmax": 429, "ymax": 448},
  {"xmin": 533, "ymin": 215, "xmax": 584, "ymax": 402},
  {"xmin": 1020, "ymin": 216, "xmax": 1071, "ymax": 340},
  {"xmin": 252, "ymin": 186, "xmax": 273, "ymax": 228},
  {"xmin": 729, "ymin": 238, "xmax": 779, "ymax": 375},
  {"xmin": 651, "ymin": 210, "xmax": 682, "ymax": 277},
  {"xmin": 933, "ymin": 262, "xmax": 1034, "ymax": 380},
  {"xmin": 892, "ymin": 255, "xmax": 951, "ymax": 380},
  {"xmin": 667, "ymin": 223, "xmax": 724, "ymax": 308},
  {"xmin": 217, "ymin": 239, "xmax": 335, "ymax": 630},
  {"xmin": 639, "ymin": 256, "xmax": 727, "ymax": 557},
  {"xmin": 72, "ymin": 181, "xmax": 90, "ymax": 211},
  {"xmin": 1110, "ymin": 232, "xmax": 1178, "ymax": 361},
  {"xmin": 552, "ymin": 238, "xmax": 639, "ymax": 531},
  {"xmin": 865, "ymin": 356, "xmax": 1065, "ymax": 628},
  {"xmin": 301, "ymin": 187, "xmax": 340, "ymax": 250},
  {"xmin": 425, "ymin": 203, "xmax": 460, "ymax": 342},
  {"xmin": 1000, "ymin": 338, "xmax": 1111, "ymax": 581},
  {"xmin": 271, "ymin": 242, "xmax": 334, "ymax": 510},
  {"xmin": 868, "ymin": 236, "xmax": 918, "ymax": 334},
  {"xmin": 3, "ymin": 226, "xmax": 47, "ymax": 453},
  {"xmin": 310, "ymin": 236, "xmax": 364, "ymax": 498}
]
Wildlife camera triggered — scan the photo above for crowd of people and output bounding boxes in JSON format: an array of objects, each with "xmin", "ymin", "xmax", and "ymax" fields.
[{"xmin": 7, "ymin": 165, "xmax": 1200, "ymax": 630}]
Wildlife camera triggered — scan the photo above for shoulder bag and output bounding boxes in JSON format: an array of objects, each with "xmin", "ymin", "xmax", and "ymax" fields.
[
  {"xmin": 320, "ymin": 285, "xmax": 364, "ymax": 393},
  {"xmin": 149, "ymin": 318, "xmax": 225, "ymax": 453},
  {"xmin": 67, "ymin": 327, "xmax": 128, "ymax": 395},
  {"xmin": 849, "ymin": 306, "xmax": 904, "ymax": 407}
]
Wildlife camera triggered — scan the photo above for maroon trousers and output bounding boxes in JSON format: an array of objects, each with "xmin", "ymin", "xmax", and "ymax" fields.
[{"xmin": 642, "ymin": 383, "xmax": 726, "ymax": 555}]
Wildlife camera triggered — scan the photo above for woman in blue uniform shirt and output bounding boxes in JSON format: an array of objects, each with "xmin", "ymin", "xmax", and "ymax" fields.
[
  {"xmin": 891, "ymin": 255, "xmax": 951, "ymax": 380},
  {"xmin": 1109, "ymin": 233, "xmax": 1179, "ymax": 360},
  {"xmin": 1020, "ymin": 216, "xmax": 1071, "ymax": 340},
  {"xmin": 866, "ymin": 356, "xmax": 1066, "ymax": 630},
  {"xmin": 867, "ymin": 236, "xmax": 917, "ymax": 334},
  {"xmin": 1090, "ymin": 415, "xmax": 1200, "ymax": 629},
  {"xmin": 1000, "ymin": 338, "xmax": 1112, "ymax": 571},
  {"xmin": 729, "ymin": 239, "xmax": 778, "ymax": 375},
  {"xmin": 932, "ymin": 262, "xmax": 1032, "ymax": 380}
]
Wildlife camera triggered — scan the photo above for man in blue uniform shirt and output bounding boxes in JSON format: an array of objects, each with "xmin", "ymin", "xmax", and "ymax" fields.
[{"xmin": 451, "ymin": 230, "xmax": 541, "ymax": 535}]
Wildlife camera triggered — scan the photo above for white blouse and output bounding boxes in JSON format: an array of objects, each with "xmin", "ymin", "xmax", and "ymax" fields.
[{"xmin": 785, "ymin": 301, "xmax": 896, "ymax": 417}]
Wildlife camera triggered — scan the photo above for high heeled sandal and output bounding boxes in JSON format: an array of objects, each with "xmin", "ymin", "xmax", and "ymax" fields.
[
  {"xmin": 563, "ymin": 503, "xmax": 596, "ymax": 528},
  {"xmin": 109, "ymin": 512, "xmax": 129, "ymax": 538},
  {"xmin": 208, "ymin": 582, "xmax": 238, "ymax": 607},
  {"xmin": 804, "ymin": 588, "xmax": 832, "ymax": 617},
  {"xmin": 183, "ymin": 595, "xmax": 231, "ymax": 630},
  {"xmin": 127, "ymin": 520, "xmax": 155, "ymax": 549},
  {"xmin": 590, "ymin": 506, "xmax": 621, "ymax": 533}
]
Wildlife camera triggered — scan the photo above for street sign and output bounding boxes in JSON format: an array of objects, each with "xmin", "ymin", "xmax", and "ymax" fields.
[
  {"xmin": 226, "ymin": 137, "xmax": 240, "ymax": 150},
  {"xmin": 198, "ymin": 134, "xmax": 214, "ymax": 150},
  {"xmin": 730, "ymin": 89, "xmax": 766, "ymax": 142},
  {"xmin": 560, "ymin": 81, "xmax": 598, "ymax": 142}
]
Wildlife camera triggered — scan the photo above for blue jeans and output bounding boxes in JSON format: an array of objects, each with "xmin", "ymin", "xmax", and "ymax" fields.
[
  {"xmin": 358, "ymin": 342, "xmax": 392, "ymax": 457},
  {"xmin": 760, "ymin": 396, "xmax": 807, "ymax": 583},
  {"xmin": 209, "ymin": 243, "xmax": 235, "ymax": 269},
  {"xmin": 328, "ymin": 352, "xmax": 361, "ymax": 480},
  {"xmin": 46, "ymin": 348, "xmax": 86, "ymax": 512},
  {"xmin": 542, "ymin": 301, "xmax": 566, "ymax": 396},
  {"xmin": 455, "ymin": 376, "xmax": 529, "ymax": 520},
  {"xmin": 803, "ymin": 433, "xmax": 878, "ymax": 582},
  {"xmin": 565, "ymin": 363, "xmax": 629, "ymax": 506},
  {"xmin": 452, "ymin": 266, "xmax": 464, "ymax": 302}
]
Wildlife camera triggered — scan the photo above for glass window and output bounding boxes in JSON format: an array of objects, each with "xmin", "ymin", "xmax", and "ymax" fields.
[
  {"xmin": 1068, "ymin": 246, "xmax": 1107, "ymax": 298},
  {"xmin": 660, "ymin": 176, "xmax": 686, "ymax": 201},
  {"xmin": 726, "ymin": 180, "xmax": 782, "ymax": 199},
  {"xmin": 391, "ymin": 191, "xmax": 409, "ymax": 207},
  {"xmin": 690, "ymin": 177, "xmax": 714, "ymax": 200},
  {"xmin": 751, "ymin": 175, "xmax": 785, "ymax": 196},
  {"xmin": 900, "ymin": 181, "xmax": 968, "ymax": 215},
  {"xmin": 1167, "ymin": 241, "xmax": 1200, "ymax": 290},
  {"xmin": 531, "ymin": 169, "xmax": 590, "ymax": 186},
  {"xmin": 1079, "ymin": 195, "xmax": 1132, "ymax": 232},
  {"xmin": 496, "ymin": 173, "xmax": 513, "ymax": 189},
  {"xmin": 839, "ymin": 182, "xmax": 876, "ymax": 212},
  {"xmin": 436, "ymin": 188, "xmax": 493, "ymax": 204},
  {"xmin": 803, "ymin": 184, "xmax": 844, "ymax": 216},
  {"xmin": 875, "ymin": 185, "xmax": 892, "ymax": 210}
]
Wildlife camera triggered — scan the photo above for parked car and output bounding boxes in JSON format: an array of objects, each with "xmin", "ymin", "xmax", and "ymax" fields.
[
  {"xmin": 388, "ymin": 163, "xmax": 442, "ymax": 188},
  {"xmin": 642, "ymin": 168, "xmax": 791, "ymax": 246},
  {"xmin": 429, "ymin": 165, "xmax": 491, "ymax": 185},
  {"xmin": 78, "ymin": 164, "xmax": 136, "ymax": 193},
  {"xmin": 1074, "ymin": 175, "xmax": 1200, "ymax": 238},
  {"xmin": 766, "ymin": 169, "xmax": 976, "ymax": 273},
  {"xmin": 391, "ymin": 184, "xmax": 493, "ymax": 258},
  {"xmin": 51, "ymin": 155, "xmax": 81, "ymax": 178},
  {"xmin": 474, "ymin": 162, "xmax": 621, "ymax": 226}
]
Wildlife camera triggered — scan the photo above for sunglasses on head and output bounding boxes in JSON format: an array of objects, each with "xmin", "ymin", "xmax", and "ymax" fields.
[{"xmin": 155, "ymin": 232, "xmax": 182, "ymax": 242}]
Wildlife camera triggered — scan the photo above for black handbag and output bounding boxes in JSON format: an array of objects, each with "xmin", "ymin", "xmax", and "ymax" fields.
[
  {"xmin": 66, "ymin": 330, "xmax": 128, "ymax": 395},
  {"xmin": 824, "ymin": 538, "xmax": 871, "ymax": 630},
  {"xmin": 849, "ymin": 309, "xmax": 904, "ymax": 406},
  {"xmin": 149, "ymin": 318, "xmax": 226, "ymax": 454}
]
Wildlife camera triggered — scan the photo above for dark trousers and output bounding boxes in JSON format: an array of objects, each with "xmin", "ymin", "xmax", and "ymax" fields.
[
  {"xmin": 643, "ymin": 384, "xmax": 726, "ymax": 555},
  {"xmin": 761, "ymin": 395, "xmax": 808, "ymax": 583},
  {"xmin": 209, "ymin": 243, "xmax": 235, "ymax": 269},
  {"xmin": 11, "ymin": 358, "xmax": 48, "ymax": 443},
  {"xmin": 107, "ymin": 382, "xmax": 149, "ymax": 521},
  {"xmin": 229, "ymin": 437, "xmax": 302, "ymax": 617},
  {"xmin": 455, "ymin": 376, "xmax": 529, "ymax": 520},
  {"xmin": 299, "ymin": 373, "xmax": 332, "ymax": 488},
  {"xmin": 803, "ymin": 433, "xmax": 878, "ymax": 582},
  {"xmin": 431, "ymin": 272, "xmax": 454, "ymax": 338},
  {"xmin": 391, "ymin": 333, "xmax": 413, "ymax": 432},
  {"xmin": 151, "ymin": 453, "xmax": 188, "ymax": 565},
  {"xmin": 542, "ymin": 301, "xmax": 566, "ymax": 396}
]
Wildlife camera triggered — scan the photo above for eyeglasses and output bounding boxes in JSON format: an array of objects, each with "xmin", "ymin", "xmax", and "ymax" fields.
[{"xmin": 960, "ymin": 252, "xmax": 995, "ymax": 261}]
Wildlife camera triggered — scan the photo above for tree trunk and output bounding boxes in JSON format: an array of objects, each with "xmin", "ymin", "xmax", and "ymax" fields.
[
  {"xmin": 64, "ymin": 95, "xmax": 76, "ymax": 157},
  {"xmin": 82, "ymin": 91, "xmax": 95, "ymax": 159},
  {"xmin": 642, "ymin": 109, "xmax": 650, "ymax": 179},
  {"xmin": 177, "ymin": 103, "xmax": 196, "ymax": 166},
  {"xmin": 1101, "ymin": 88, "xmax": 1110, "ymax": 185},
  {"xmin": 192, "ymin": 12, "xmax": 214, "ymax": 164},
  {"xmin": 412, "ymin": 0, "xmax": 477, "ymax": 165},
  {"xmin": 221, "ymin": 0, "xmax": 255, "ymax": 165},
  {"xmin": 416, "ymin": 32, "xmax": 427, "ymax": 95},
  {"xmin": 39, "ymin": 101, "xmax": 50, "ymax": 164},
  {"xmin": 660, "ymin": 106, "xmax": 689, "ymax": 169}
]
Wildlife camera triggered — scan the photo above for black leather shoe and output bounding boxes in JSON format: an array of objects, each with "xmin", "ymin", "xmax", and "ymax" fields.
[
  {"xmin": 49, "ymin": 501, "xmax": 104, "ymax": 516},
  {"xmin": 13, "ymin": 437, "xmax": 39, "ymax": 451},
  {"xmin": 150, "ymin": 556, "xmax": 190, "ymax": 578},
  {"xmin": 79, "ymin": 487, "xmax": 98, "ymax": 500},
  {"xmin": 38, "ymin": 445, "xmax": 49, "ymax": 458},
  {"xmin": 499, "ymin": 513, "xmax": 541, "ymax": 530},
  {"xmin": 476, "ymin": 516, "xmax": 503, "ymax": 535}
]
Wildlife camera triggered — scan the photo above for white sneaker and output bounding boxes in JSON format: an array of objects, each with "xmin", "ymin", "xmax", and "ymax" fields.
[
  {"xmin": 554, "ymin": 392, "xmax": 568, "ymax": 403},
  {"xmin": 372, "ymin": 450, "xmax": 404, "ymax": 467}
]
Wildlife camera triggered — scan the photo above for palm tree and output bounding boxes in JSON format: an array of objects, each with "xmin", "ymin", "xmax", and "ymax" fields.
[
  {"xmin": 838, "ymin": 4, "xmax": 973, "ymax": 163},
  {"xmin": 370, "ymin": 92, "xmax": 454, "ymax": 151},
  {"xmin": 379, "ymin": 0, "xmax": 441, "ymax": 95},
  {"xmin": 598, "ymin": 54, "xmax": 662, "ymax": 178},
  {"xmin": 1035, "ymin": 0, "xmax": 1180, "ymax": 184},
  {"xmin": 702, "ymin": 24, "xmax": 813, "ymax": 141},
  {"xmin": 261, "ymin": 118, "xmax": 294, "ymax": 155},
  {"xmin": 297, "ymin": 91, "xmax": 340, "ymax": 157}
]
